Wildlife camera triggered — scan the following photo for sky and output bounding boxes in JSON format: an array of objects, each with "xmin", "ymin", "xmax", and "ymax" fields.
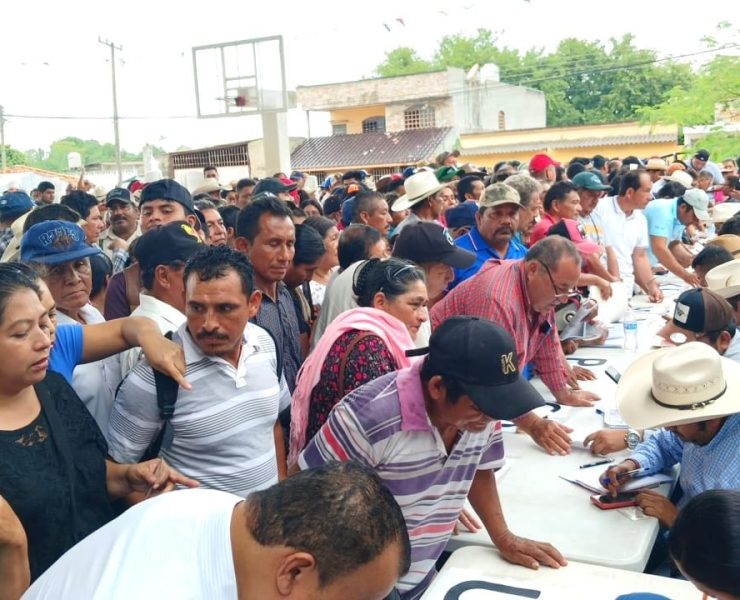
[{"xmin": 0, "ymin": 0, "xmax": 736, "ymax": 157}]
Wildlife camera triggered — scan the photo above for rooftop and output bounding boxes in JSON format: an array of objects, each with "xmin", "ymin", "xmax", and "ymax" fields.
[{"xmin": 291, "ymin": 127, "xmax": 453, "ymax": 170}]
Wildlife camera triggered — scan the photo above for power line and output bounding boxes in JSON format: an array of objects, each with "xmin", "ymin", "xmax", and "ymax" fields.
[{"xmin": 2, "ymin": 43, "xmax": 736, "ymax": 122}]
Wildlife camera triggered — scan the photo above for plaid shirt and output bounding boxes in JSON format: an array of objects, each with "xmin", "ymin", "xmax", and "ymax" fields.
[
  {"xmin": 431, "ymin": 259, "xmax": 568, "ymax": 393},
  {"xmin": 0, "ymin": 228, "xmax": 15, "ymax": 255}
]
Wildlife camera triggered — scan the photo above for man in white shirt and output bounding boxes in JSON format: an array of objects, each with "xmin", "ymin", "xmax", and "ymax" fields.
[
  {"xmin": 23, "ymin": 462, "xmax": 411, "ymax": 600},
  {"xmin": 109, "ymin": 246, "xmax": 291, "ymax": 495},
  {"xmin": 593, "ymin": 169, "xmax": 663, "ymax": 301},
  {"xmin": 120, "ymin": 221, "xmax": 204, "ymax": 378}
]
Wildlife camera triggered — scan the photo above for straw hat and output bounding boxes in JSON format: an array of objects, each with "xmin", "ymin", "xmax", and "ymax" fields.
[
  {"xmin": 661, "ymin": 171, "xmax": 693, "ymax": 189},
  {"xmin": 617, "ymin": 342, "xmax": 740, "ymax": 429},
  {"xmin": 645, "ymin": 158, "xmax": 667, "ymax": 171},
  {"xmin": 706, "ymin": 258, "xmax": 740, "ymax": 299},
  {"xmin": 707, "ymin": 235, "xmax": 740, "ymax": 257},
  {"xmin": 392, "ymin": 171, "xmax": 449, "ymax": 212},
  {"xmin": 712, "ymin": 202, "xmax": 740, "ymax": 224}
]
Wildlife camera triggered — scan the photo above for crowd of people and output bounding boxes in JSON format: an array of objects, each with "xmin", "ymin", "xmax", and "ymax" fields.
[{"xmin": 0, "ymin": 147, "xmax": 739, "ymax": 600}]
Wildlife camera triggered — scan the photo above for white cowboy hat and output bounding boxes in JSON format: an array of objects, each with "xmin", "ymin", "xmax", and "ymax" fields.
[
  {"xmin": 617, "ymin": 342, "xmax": 740, "ymax": 430},
  {"xmin": 392, "ymin": 171, "xmax": 449, "ymax": 212},
  {"xmin": 192, "ymin": 179, "xmax": 224, "ymax": 195},
  {"xmin": 706, "ymin": 258, "xmax": 740, "ymax": 299},
  {"xmin": 712, "ymin": 202, "xmax": 740, "ymax": 224},
  {"xmin": 661, "ymin": 170, "xmax": 694, "ymax": 189}
]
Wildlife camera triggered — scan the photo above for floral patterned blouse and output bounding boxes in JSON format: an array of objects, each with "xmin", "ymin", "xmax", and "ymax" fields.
[{"xmin": 305, "ymin": 329, "xmax": 398, "ymax": 445}]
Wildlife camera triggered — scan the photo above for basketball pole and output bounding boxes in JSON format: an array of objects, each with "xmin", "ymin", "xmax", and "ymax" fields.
[{"xmin": 261, "ymin": 112, "xmax": 291, "ymax": 177}]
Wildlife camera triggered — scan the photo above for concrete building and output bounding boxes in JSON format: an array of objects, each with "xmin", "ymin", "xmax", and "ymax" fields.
[{"xmin": 458, "ymin": 121, "xmax": 681, "ymax": 167}]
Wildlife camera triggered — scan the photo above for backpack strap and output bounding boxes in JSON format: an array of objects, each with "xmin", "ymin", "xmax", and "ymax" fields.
[
  {"xmin": 140, "ymin": 330, "xmax": 179, "ymax": 461},
  {"xmin": 337, "ymin": 331, "xmax": 375, "ymax": 399}
]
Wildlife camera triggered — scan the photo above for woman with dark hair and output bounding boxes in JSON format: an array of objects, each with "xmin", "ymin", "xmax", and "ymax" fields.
[
  {"xmin": 0, "ymin": 264, "xmax": 196, "ymax": 590},
  {"xmin": 289, "ymin": 258, "xmax": 428, "ymax": 465},
  {"xmin": 300, "ymin": 199, "xmax": 323, "ymax": 218},
  {"xmin": 669, "ymin": 489, "xmax": 740, "ymax": 600},
  {"xmin": 89, "ymin": 252, "xmax": 113, "ymax": 315},
  {"xmin": 303, "ymin": 215, "xmax": 340, "ymax": 311}
]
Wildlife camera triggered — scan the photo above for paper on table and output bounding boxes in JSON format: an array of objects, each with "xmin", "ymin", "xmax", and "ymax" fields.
[{"xmin": 560, "ymin": 468, "xmax": 673, "ymax": 494}]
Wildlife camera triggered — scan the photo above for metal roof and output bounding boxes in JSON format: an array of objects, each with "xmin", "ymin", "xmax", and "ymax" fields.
[{"xmin": 291, "ymin": 127, "xmax": 453, "ymax": 170}]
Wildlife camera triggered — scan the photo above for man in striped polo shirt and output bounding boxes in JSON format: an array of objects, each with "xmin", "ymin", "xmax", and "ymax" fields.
[
  {"xmin": 299, "ymin": 316, "xmax": 567, "ymax": 599},
  {"xmin": 109, "ymin": 245, "xmax": 291, "ymax": 495}
]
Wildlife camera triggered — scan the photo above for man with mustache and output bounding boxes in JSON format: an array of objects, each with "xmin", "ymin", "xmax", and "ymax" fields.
[
  {"xmin": 450, "ymin": 183, "xmax": 527, "ymax": 288},
  {"xmin": 98, "ymin": 188, "xmax": 141, "ymax": 273},
  {"xmin": 108, "ymin": 245, "xmax": 291, "ymax": 495}
]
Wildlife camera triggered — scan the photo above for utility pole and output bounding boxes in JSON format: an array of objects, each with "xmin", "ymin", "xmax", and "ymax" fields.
[
  {"xmin": 0, "ymin": 105, "xmax": 6, "ymax": 173},
  {"xmin": 98, "ymin": 38, "xmax": 123, "ymax": 184}
]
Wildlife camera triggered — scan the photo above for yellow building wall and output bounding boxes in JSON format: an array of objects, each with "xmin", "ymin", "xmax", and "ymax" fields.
[
  {"xmin": 458, "ymin": 122, "xmax": 681, "ymax": 169},
  {"xmin": 329, "ymin": 105, "xmax": 387, "ymax": 135},
  {"xmin": 462, "ymin": 142, "xmax": 682, "ymax": 170}
]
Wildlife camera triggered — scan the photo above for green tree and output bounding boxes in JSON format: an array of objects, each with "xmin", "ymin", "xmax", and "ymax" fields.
[
  {"xmin": 375, "ymin": 48, "xmax": 432, "ymax": 77},
  {"xmin": 374, "ymin": 30, "xmax": 696, "ymax": 127},
  {"xmin": 1, "ymin": 145, "xmax": 27, "ymax": 167},
  {"xmin": 26, "ymin": 137, "xmax": 148, "ymax": 172}
]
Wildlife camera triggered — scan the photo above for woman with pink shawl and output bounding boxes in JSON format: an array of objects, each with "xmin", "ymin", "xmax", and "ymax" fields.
[{"xmin": 288, "ymin": 258, "xmax": 428, "ymax": 466}]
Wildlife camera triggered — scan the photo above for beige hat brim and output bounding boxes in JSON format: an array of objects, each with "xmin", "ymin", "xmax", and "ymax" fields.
[
  {"xmin": 617, "ymin": 349, "xmax": 740, "ymax": 430},
  {"xmin": 392, "ymin": 182, "xmax": 450, "ymax": 212}
]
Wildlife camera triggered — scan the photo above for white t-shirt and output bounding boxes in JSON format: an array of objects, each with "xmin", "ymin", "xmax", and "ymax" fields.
[
  {"xmin": 23, "ymin": 489, "xmax": 240, "ymax": 600},
  {"xmin": 594, "ymin": 196, "xmax": 649, "ymax": 293},
  {"xmin": 120, "ymin": 293, "xmax": 186, "ymax": 380},
  {"xmin": 57, "ymin": 304, "xmax": 120, "ymax": 434},
  {"xmin": 311, "ymin": 261, "xmax": 363, "ymax": 349}
]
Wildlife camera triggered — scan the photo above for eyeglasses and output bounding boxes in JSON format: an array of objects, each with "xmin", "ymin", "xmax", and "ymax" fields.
[{"xmin": 538, "ymin": 260, "xmax": 578, "ymax": 299}]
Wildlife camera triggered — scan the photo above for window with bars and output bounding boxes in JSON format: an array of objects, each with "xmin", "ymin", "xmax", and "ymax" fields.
[
  {"xmin": 362, "ymin": 117, "xmax": 386, "ymax": 133},
  {"xmin": 170, "ymin": 144, "xmax": 249, "ymax": 170},
  {"xmin": 332, "ymin": 124, "xmax": 347, "ymax": 136},
  {"xmin": 404, "ymin": 106, "xmax": 435, "ymax": 130},
  {"xmin": 498, "ymin": 111, "xmax": 506, "ymax": 130}
]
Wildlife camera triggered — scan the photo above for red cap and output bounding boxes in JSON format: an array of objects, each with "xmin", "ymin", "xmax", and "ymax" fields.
[
  {"xmin": 547, "ymin": 219, "xmax": 601, "ymax": 257},
  {"xmin": 280, "ymin": 177, "xmax": 300, "ymax": 204},
  {"xmin": 529, "ymin": 153, "xmax": 561, "ymax": 172}
]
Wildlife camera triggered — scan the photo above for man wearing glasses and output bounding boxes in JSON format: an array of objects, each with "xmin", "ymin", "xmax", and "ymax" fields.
[{"xmin": 431, "ymin": 236, "xmax": 599, "ymax": 456}]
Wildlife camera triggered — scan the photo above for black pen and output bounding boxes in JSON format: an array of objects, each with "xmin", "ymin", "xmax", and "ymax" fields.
[{"xmin": 579, "ymin": 458, "xmax": 614, "ymax": 469}]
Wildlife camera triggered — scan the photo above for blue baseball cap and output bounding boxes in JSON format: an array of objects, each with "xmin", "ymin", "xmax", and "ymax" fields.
[
  {"xmin": 21, "ymin": 220, "xmax": 102, "ymax": 264},
  {"xmin": 445, "ymin": 201, "xmax": 478, "ymax": 229},
  {"xmin": 0, "ymin": 191, "xmax": 34, "ymax": 221}
]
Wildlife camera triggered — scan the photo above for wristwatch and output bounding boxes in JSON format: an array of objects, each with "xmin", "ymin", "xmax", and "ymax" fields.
[{"xmin": 624, "ymin": 429, "xmax": 641, "ymax": 450}]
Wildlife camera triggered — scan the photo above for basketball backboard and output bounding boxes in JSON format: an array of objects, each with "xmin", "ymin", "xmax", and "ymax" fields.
[{"xmin": 192, "ymin": 35, "xmax": 288, "ymax": 119}]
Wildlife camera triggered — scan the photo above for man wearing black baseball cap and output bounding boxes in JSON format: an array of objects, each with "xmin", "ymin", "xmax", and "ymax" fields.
[
  {"xmin": 120, "ymin": 221, "xmax": 204, "ymax": 377},
  {"xmin": 98, "ymin": 187, "xmax": 141, "ymax": 272},
  {"xmin": 105, "ymin": 179, "xmax": 202, "ymax": 320},
  {"xmin": 689, "ymin": 149, "xmax": 724, "ymax": 186},
  {"xmin": 393, "ymin": 221, "xmax": 475, "ymax": 346},
  {"xmin": 299, "ymin": 316, "xmax": 565, "ymax": 599},
  {"xmin": 252, "ymin": 177, "xmax": 296, "ymax": 204}
]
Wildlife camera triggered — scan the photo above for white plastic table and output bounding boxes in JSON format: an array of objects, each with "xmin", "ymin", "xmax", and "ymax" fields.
[
  {"xmin": 421, "ymin": 546, "xmax": 700, "ymax": 599},
  {"xmin": 445, "ymin": 317, "xmax": 675, "ymax": 572}
]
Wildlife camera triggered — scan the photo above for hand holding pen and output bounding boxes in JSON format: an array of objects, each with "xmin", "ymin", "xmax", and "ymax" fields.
[{"xmin": 599, "ymin": 460, "xmax": 645, "ymax": 497}]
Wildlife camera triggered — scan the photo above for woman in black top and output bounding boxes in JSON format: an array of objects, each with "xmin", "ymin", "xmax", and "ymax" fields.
[{"xmin": 0, "ymin": 265, "xmax": 197, "ymax": 594}]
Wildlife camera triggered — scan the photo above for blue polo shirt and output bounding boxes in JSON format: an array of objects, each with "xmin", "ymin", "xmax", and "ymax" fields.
[
  {"xmin": 643, "ymin": 198, "xmax": 684, "ymax": 265},
  {"xmin": 450, "ymin": 226, "xmax": 527, "ymax": 288}
]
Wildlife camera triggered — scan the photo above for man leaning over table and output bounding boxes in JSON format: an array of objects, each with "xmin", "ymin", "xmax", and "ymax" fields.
[
  {"xmin": 297, "ymin": 317, "xmax": 567, "ymax": 600},
  {"xmin": 600, "ymin": 342, "xmax": 740, "ymax": 529},
  {"xmin": 431, "ymin": 236, "xmax": 600, "ymax": 455},
  {"xmin": 585, "ymin": 287, "xmax": 739, "ymax": 455}
]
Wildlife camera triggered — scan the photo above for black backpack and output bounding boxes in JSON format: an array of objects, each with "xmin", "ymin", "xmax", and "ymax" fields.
[{"xmin": 140, "ymin": 329, "xmax": 284, "ymax": 461}]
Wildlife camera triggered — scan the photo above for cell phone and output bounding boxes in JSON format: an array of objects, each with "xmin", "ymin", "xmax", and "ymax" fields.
[
  {"xmin": 605, "ymin": 366, "xmax": 621, "ymax": 384},
  {"xmin": 590, "ymin": 492, "xmax": 638, "ymax": 510}
]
